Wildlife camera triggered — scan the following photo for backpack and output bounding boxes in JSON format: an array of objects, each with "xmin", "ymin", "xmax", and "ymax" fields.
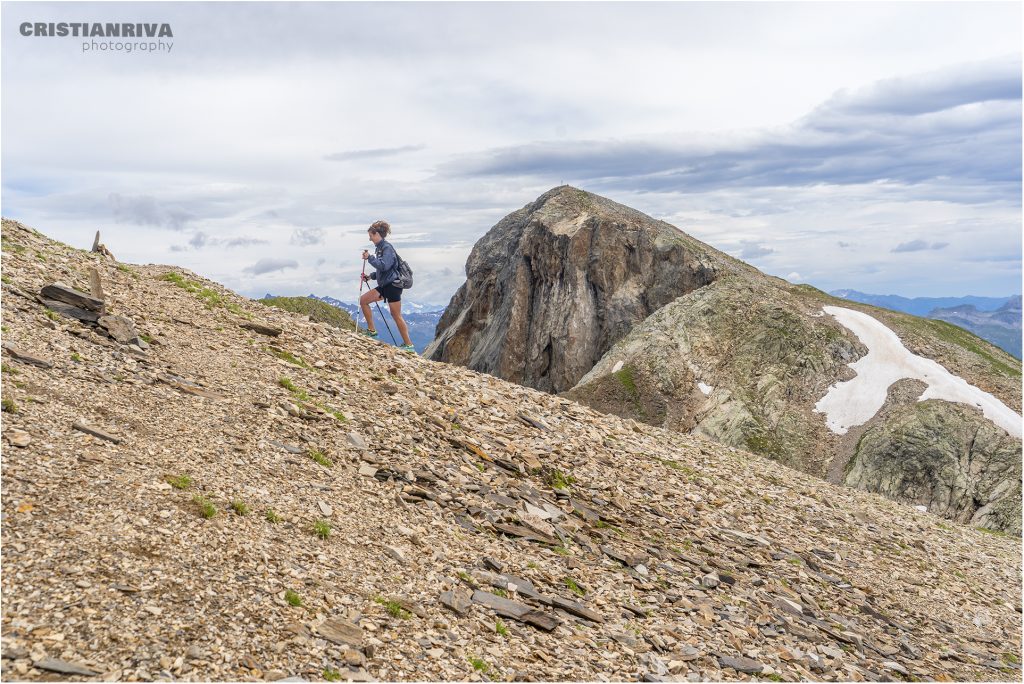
[{"xmin": 395, "ymin": 253, "xmax": 414, "ymax": 290}]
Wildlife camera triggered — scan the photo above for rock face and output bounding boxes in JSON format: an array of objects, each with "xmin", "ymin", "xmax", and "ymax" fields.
[
  {"xmin": 846, "ymin": 399, "xmax": 1022, "ymax": 533},
  {"xmin": 1, "ymin": 217, "xmax": 1021, "ymax": 682},
  {"xmin": 423, "ymin": 188, "xmax": 1022, "ymax": 533},
  {"xmin": 566, "ymin": 277, "xmax": 1023, "ymax": 534},
  {"xmin": 424, "ymin": 186, "xmax": 751, "ymax": 393}
]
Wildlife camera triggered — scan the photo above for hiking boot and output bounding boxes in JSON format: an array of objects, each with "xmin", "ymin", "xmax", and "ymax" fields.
[
  {"xmin": 399, "ymin": 344, "xmax": 417, "ymax": 354},
  {"xmin": 360, "ymin": 328, "xmax": 379, "ymax": 339}
]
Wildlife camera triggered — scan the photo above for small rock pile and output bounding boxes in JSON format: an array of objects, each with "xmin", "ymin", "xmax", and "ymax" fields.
[{"xmin": 1, "ymin": 218, "xmax": 1021, "ymax": 682}]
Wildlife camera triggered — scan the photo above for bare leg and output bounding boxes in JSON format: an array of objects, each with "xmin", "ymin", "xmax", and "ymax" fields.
[
  {"xmin": 389, "ymin": 301, "xmax": 413, "ymax": 346},
  {"xmin": 359, "ymin": 289, "xmax": 382, "ymax": 331}
]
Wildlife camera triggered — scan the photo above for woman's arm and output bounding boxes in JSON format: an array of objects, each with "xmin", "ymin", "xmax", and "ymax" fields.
[{"xmin": 368, "ymin": 243, "xmax": 397, "ymax": 273}]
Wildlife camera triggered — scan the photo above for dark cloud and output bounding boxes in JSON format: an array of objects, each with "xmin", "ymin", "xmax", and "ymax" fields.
[
  {"xmin": 436, "ymin": 58, "xmax": 1021, "ymax": 202},
  {"xmin": 892, "ymin": 239, "xmax": 950, "ymax": 253},
  {"xmin": 325, "ymin": 145, "xmax": 426, "ymax": 162},
  {"xmin": 189, "ymin": 232, "xmax": 209, "ymax": 249},
  {"xmin": 291, "ymin": 227, "xmax": 325, "ymax": 246},
  {"xmin": 243, "ymin": 258, "xmax": 299, "ymax": 275},
  {"xmin": 109, "ymin": 192, "xmax": 194, "ymax": 230},
  {"xmin": 837, "ymin": 241, "xmax": 852, "ymax": 249},
  {"xmin": 739, "ymin": 241, "xmax": 773, "ymax": 259}
]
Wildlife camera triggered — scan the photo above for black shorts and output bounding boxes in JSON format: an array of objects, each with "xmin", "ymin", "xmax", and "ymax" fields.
[{"xmin": 374, "ymin": 282, "xmax": 402, "ymax": 302}]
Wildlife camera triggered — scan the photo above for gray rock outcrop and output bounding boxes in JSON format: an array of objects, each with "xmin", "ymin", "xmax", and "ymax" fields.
[{"xmin": 424, "ymin": 185, "xmax": 752, "ymax": 392}]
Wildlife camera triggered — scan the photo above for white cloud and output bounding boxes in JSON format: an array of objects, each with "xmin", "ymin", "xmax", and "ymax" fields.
[{"xmin": 1, "ymin": 2, "xmax": 1019, "ymax": 303}]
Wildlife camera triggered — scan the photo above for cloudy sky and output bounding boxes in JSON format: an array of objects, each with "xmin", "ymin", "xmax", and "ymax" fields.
[{"xmin": 2, "ymin": 1, "xmax": 1020, "ymax": 304}]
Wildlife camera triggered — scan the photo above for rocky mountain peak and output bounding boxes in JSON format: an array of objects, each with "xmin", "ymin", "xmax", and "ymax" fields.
[{"xmin": 425, "ymin": 187, "xmax": 753, "ymax": 393}]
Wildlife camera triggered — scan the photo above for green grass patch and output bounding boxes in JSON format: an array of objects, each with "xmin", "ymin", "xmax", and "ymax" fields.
[
  {"xmin": 1, "ymin": 274, "xmax": 12, "ymax": 284},
  {"xmin": 495, "ymin": 619, "xmax": 509, "ymax": 637},
  {"xmin": 1, "ymin": 237, "xmax": 26, "ymax": 253},
  {"xmin": 70, "ymin": 352, "xmax": 82, "ymax": 362},
  {"xmin": 374, "ymin": 595, "xmax": 412, "ymax": 619},
  {"xmin": 562, "ymin": 576, "xmax": 585, "ymax": 596},
  {"xmin": 43, "ymin": 309, "xmax": 59, "ymax": 321},
  {"xmin": 654, "ymin": 457, "xmax": 694, "ymax": 475},
  {"xmin": 2, "ymin": 398, "xmax": 19, "ymax": 414},
  {"xmin": 285, "ymin": 589, "xmax": 302, "ymax": 607},
  {"xmin": 268, "ymin": 346, "xmax": 311, "ymax": 369},
  {"xmin": 308, "ymin": 448, "xmax": 333, "ymax": 468},
  {"xmin": 166, "ymin": 474, "xmax": 192, "ymax": 490},
  {"xmin": 492, "ymin": 588, "xmax": 508, "ymax": 599},
  {"xmin": 259, "ymin": 296, "xmax": 356, "ymax": 330},
  {"xmin": 313, "ymin": 519, "xmax": 332, "ymax": 539},
  {"xmin": 193, "ymin": 495, "xmax": 217, "ymax": 519},
  {"xmin": 160, "ymin": 271, "xmax": 250, "ymax": 316},
  {"xmin": 894, "ymin": 314, "xmax": 1021, "ymax": 379},
  {"xmin": 614, "ymin": 365, "xmax": 639, "ymax": 396},
  {"xmin": 2, "ymin": 363, "xmax": 17, "ymax": 375},
  {"xmin": 468, "ymin": 657, "xmax": 489, "ymax": 674},
  {"xmin": 546, "ymin": 468, "xmax": 576, "ymax": 490},
  {"xmin": 322, "ymin": 668, "xmax": 342, "ymax": 681},
  {"xmin": 265, "ymin": 508, "xmax": 282, "ymax": 523},
  {"xmin": 230, "ymin": 500, "xmax": 251, "ymax": 516},
  {"xmin": 977, "ymin": 526, "xmax": 1009, "ymax": 537},
  {"xmin": 278, "ymin": 376, "xmax": 311, "ymax": 401}
]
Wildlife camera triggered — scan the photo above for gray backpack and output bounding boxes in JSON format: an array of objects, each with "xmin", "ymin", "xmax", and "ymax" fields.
[{"xmin": 395, "ymin": 253, "xmax": 414, "ymax": 289}]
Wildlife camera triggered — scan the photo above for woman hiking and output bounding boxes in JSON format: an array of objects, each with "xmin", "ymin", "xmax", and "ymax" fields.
[{"xmin": 359, "ymin": 220, "xmax": 416, "ymax": 353}]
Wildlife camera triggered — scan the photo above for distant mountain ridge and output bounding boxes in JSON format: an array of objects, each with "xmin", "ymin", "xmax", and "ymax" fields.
[
  {"xmin": 829, "ymin": 289, "xmax": 1015, "ymax": 316},
  {"xmin": 831, "ymin": 290, "xmax": 1021, "ymax": 358},
  {"xmin": 930, "ymin": 295, "xmax": 1022, "ymax": 359},
  {"xmin": 261, "ymin": 293, "xmax": 445, "ymax": 352}
]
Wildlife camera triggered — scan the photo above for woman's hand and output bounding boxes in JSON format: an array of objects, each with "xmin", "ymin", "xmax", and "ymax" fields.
[{"xmin": 361, "ymin": 250, "xmax": 370, "ymax": 260}]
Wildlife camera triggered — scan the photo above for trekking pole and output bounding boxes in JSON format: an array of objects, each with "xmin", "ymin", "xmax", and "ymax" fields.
[
  {"xmin": 357, "ymin": 257, "xmax": 367, "ymax": 331},
  {"xmin": 359, "ymin": 255, "xmax": 398, "ymax": 344},
  {"xmin": 375, "ymin": 301, "xmax": 397, "ymax": 344}
]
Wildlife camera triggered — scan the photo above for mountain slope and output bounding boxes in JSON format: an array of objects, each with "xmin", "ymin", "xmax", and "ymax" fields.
[
  {"xmin": 565, "ymin": 278, "xmax": 1022, "ymax": 533},
  {"xmin": 425, "ymin": 187, "xmax": 1021, "ymax": 534},
  {"xmin": 1, "ymin": 218, "xmax": 1021, "ymax": 682},
  {"xmin": 424, "ymin": 185, "xmax": 759, "ymax": 393}
]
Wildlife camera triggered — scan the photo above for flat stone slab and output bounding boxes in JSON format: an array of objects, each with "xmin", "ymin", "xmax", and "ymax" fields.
[
  {"xmin": 550, "ymin": 596, "xmax": 604, "ymax": 623},
  {"xmin": 520, "ymin": 610, "xmax": 560, "ymax": 632},
  {"xmin": 40, "ymin": 283, "xmax": 104, "ymax": 311},
  {"xmin": 717, "ymin": 655, "xmax": 764, "ymax": 673},
  {"xmin": 241, "ymin": 322, "xmax": 282, "ymax": 336},
  {"xmin": 316, "ymin": 617, "xmax": 363, "ymax": 648},
  {"xmin": 471, "ymin": 589, "xmax": 531, "ymax": 618},
  {"xmin": 493, "ymin": 522, "xmax": 556, "ymax": 545},
  {"xmin": 269, "ymin": 440, "xmax": 305, "ymax": 454},
  {"xmin": 471, "ymin": 590, "xmax": 561, "ymax": 631},
  {"xmin": 72, "ymin": 421, "xmax": 122, "ymax": 444},
  {"xmin": 439, "ymin": 589, "xmax": 472, "ymax": 615},
  {"xmin": 33, "ymin": 657, "xmax": 99, "ymax": 676},
  {"xmin": 601, "ymin": 544, "xmax": 646, "ymax": 568},
  {"xmin": 39, "ymin": 298, "xmax": 101, "ymax": 323},
  {"xmin": 2, "ymin": 343, "xmax": 52, "ymax": 368},
  {"xmin": 99, "ymin": 314, "xmax": 141, "ymax": 344}
]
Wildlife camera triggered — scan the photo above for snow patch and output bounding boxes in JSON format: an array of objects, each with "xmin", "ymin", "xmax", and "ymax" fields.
[
  {"xmin": 698, "ymin": 382, "xmax": 713, "ymax": 395},
  {"xmin": 814, "ymin": 306, "xmax": 1022, "ymax": 438},
  {"xmin": 611, "ymin": 360, "xmax": 624, "ymax": 374}
]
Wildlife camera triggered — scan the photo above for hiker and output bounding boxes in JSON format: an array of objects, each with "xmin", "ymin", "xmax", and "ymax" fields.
[{"xmin": 359, "ymin": 220, "xmax": 416, "ymax": 353}]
